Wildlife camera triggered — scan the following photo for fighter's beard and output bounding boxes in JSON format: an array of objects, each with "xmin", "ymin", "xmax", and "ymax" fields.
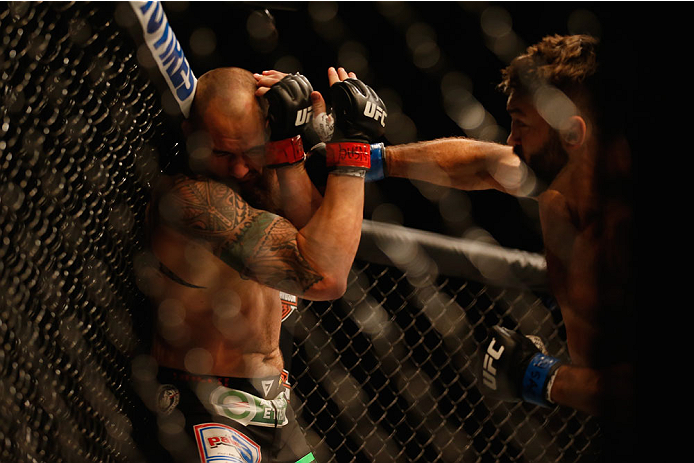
[
  {"xmin": 234, "ymin": 170, "xmax": 282, "ymax": 215},
  {"xmin": 514, "ymin": 131, "xmax": 569, "ymax": 187}
]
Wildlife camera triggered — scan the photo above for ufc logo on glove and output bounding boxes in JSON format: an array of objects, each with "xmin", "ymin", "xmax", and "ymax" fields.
[
  {"xmin": 482, "ymin": 339, "xmax": 504, "ymax": 390},
  {"xmin": 363, "ymin": 101, "xmax": 386, "ymax": 127},
  {"xmin": 295, "ymin": 106, "xmax": 312, "ymax": 126}
]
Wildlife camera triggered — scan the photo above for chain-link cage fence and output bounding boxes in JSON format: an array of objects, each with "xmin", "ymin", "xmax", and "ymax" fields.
[
  {"xmin": 290, "ymin": 223, "xmax": 602, "ymax": 462},
  {"xmin": 1, "ymin": 2, "xmax": 612, "ymax": 462},
  {"xmin": 1, "ymin": 2, "xmax": 169, "ymax": 462}
]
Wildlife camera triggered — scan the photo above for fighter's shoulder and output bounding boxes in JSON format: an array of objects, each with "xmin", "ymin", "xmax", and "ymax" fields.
[
  {"xmin": 537, "ymin": 188, "xmax": 567, "ymax": 207},
  {"xmin": 152, "ymin": 174, "xmax": 248, "ymax": 221},
  {"xmin": 167, "ymin": 173, "xmax": 220, "ymax": 189},
  {"xmin": 153, "ymin": 175, "xmax": 253, "ymax": 232},
  {"xmin": 161, "ymin": 174, "xmax": 234, "ymax": 202},
  {"xmin": 537, "ymin": 188, "xmax": 573, "ymax": 224}
]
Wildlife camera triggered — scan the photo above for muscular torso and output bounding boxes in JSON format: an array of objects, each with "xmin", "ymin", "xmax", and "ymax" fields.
[
  {"xmin": 148, "ymin": 223, "xmax": 285, "ymax": 378},
  {"xmin": 538, "ymin": 144, "xmax": 634, "ymax": 368},
  {"xmin": 142, "ymin": 173, "xmax": 299, "ymax": 379}
]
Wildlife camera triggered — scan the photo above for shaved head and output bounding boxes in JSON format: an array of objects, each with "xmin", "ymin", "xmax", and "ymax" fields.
[
  {"xmin": 189, "ymin": 67, "xmax": 266, "ymax": 128},
  {"xmin": 179, "ymin": 67, "xmax": 278, "ymax": 212}
]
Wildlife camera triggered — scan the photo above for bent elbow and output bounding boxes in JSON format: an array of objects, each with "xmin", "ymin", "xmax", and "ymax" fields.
[
  {"xmin": 327, "ymin": 279, "xmax": 348, "ymax": 300},
  {"xmin": 317, "ymin": 275, "xmax": 348, "ymax": 300},
  {"xmin": 302, "ymin": 273, "xmax": 348, "ymax": 301}
]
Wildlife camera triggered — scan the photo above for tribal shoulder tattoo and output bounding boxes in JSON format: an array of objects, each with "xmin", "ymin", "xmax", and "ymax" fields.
[{"xmin": 162, "ymin": 175, "xmax": 323, "ymax": 293}]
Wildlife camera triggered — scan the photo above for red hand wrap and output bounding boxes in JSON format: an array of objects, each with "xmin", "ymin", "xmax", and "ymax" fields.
[
  {"xmin": 325, "ymin": 142, "xmax": 371, "ymax": 169},
  {"xmin": 265, "ymin": 136, "xmax": 305, "ymax": 167}
]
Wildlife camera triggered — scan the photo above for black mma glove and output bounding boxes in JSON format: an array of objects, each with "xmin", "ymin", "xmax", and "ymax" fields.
[
  {"xmin": 325, "ymin": 78, "xmax": 387, "ymax": 176},
  {"xmin": 264, "ymin": 73, "xmax": 313, "ymax": 168},
  {"xmin": 478, "ymin": 326, "xmax": 563, "ymax": 407}
]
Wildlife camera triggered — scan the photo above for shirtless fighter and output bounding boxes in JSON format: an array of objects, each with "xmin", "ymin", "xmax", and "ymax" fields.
[
  {"xmin": 141, "ymin": 66, "xmax": 386, "ymax": 462},
  {"xmin": 361, "ymin": 34, "xmax": 635, "ymax": 457}
]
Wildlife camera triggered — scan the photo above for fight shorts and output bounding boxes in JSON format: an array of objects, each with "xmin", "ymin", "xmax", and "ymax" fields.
[{"xmin": 155, "ymin": 367, "xmax": 315, "ymax": 463}]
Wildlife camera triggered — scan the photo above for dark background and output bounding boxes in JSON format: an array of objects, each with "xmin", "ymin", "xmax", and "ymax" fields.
[{"xmin": 161, "ymin": 1, "xmax": 642, "ymax": 253}]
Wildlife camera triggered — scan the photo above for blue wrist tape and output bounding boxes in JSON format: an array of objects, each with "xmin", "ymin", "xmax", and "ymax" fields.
[
  {"xmin": 365, "ymin": 143, "xmax": 385, "ymax": 182},
  {"xmin": 521, "ymin": 353, "xmax": 560, "ymax": 407}
]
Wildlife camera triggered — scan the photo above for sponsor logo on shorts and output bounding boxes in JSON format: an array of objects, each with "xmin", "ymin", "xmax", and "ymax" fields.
[
  {"xmin": 193, "ymin": 423, "xmax": 261, "ymax": 463},
  {"xmin": 209, "ymin": 386, "xmax": 289, "ymax": 428},
  {"xmin": 280, "ymin": 370, "xmax": 292, "ymax": 396},
  {"xmin": 156, "ymin": 384, "xmax": 180, "ymax": 415},
  {"xmin": 261, "ymin": 380, "xmax": 275, "ymax": 397},
  {"xmin": 279, "ymin": 292, "xmax": 297, "ymax": 321}
]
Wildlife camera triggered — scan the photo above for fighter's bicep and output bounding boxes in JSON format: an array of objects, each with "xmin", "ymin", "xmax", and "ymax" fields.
[
  {"xmin": 163, "ymin": 176, "xmax": 322, "ymax": 292},
  {"xmin": 217, "ymin": 209, "xmax": 324, "ymax": 293}
]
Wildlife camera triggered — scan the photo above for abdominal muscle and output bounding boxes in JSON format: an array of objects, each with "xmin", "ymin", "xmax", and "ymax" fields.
[{"xmin": 149, "ymin": 225, "xmax": 285, "ymax": 379}]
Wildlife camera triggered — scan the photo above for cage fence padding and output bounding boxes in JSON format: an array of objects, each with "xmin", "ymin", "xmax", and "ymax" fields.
[{"xmin": 1, "ymin": 2, "xmax": 601, "ymax": 462}]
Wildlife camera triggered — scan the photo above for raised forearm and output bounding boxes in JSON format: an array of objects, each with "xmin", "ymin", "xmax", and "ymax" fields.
[
  {"xmin": 295, "ymin": 174, "xmax": 364, "ymax": 300},
  {"xmin": 221, "ymin": 174, "xmax": 363, "ymax": 300},
  {"xmin": 275, "ymin": 162, "xmax": 322, "ymax": 229},
  {"xmin": 261, "ymin": 71, "xmax": 323, "ymax": 229}
]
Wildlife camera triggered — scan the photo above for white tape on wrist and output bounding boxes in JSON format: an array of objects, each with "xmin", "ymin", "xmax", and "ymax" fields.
[
  {"xmin": 313, "ymin": 112, "xmax": 334, "ymax": 142},
  {"xmin": 545, "ymin": 370, "xmax": 558, "ymax": 404},
  {"xmin": 328, "ymin": 167, "xmax": 367, "ymax": 178}
]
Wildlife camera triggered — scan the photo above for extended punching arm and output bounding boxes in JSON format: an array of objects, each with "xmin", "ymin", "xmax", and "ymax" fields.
[{"xmin": 325, "ymin": 78, "xmax": 387, "ymax": 177}]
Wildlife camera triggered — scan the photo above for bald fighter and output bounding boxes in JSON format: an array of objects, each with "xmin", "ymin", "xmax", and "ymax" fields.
[{"xmin": 140, "ymin": 66, "xmax": 386, "ymax": 462}]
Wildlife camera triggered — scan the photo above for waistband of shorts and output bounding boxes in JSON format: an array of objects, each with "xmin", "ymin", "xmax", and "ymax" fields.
[{"xmin": 156, "ymin": 367, "xmax": 287, "ymax": 399}]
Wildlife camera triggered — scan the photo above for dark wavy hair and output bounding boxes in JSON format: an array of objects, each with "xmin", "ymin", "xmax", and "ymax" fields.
[{"xmin": 499, "ymin": 35, "xmax": 599, "ymax": 129}]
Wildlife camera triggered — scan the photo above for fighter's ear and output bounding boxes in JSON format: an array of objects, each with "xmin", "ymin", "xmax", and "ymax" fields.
[{"xmin": 560, "ymin": 115, "xmax": 587, "ymax": 148}]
